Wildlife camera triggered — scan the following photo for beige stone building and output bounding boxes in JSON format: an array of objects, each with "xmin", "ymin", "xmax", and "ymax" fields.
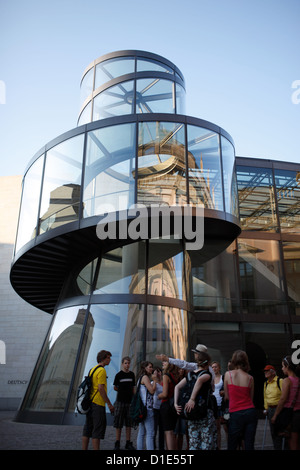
[{"xmin": 0, "ymin": 175, "xmax": 51, "ymax": 410}]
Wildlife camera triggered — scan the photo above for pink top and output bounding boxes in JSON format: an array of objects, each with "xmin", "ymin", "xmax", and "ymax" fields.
[
  {"xmin": 284, "ymin": 376, "xmax": 300, "ymax": 411},
  {"xmin": 227, "ymin": 371, "xmax": 255, "ymax": 413}
]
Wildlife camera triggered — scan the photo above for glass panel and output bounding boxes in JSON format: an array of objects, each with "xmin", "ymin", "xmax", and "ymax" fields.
[
  {"xmin": 221, "ymin": 136, "xmax": 239, "ymax": 217},
  {"xmin": 20, "ymin": 306, "xmax": 87, "ymax": 412},
  {"xmin": 39, "ymin": 135, "xmax": 84, "ymax": 234},
  {"xmin": 76, "ymin": 259, "xmax": 98, "ymax": 296},
  {"xmin": 80, "ymin": 67, "xmax": 94, "ymax": 106},
  {"xmin": 137, "ymin": 121, "xmax": 186, "ymax": 206},
  {"xmin": 187, "ymin": 125, "xmax": 223, "ymax": 210},
  {"xmin": 94, "ymin": 242, "xmax": 146, "ymax": 295},
  {"xmin": 282, "ymin": 241, "xmax": 300, "ymax": 315},
  {"xmin": 274, "ymin": 168, "xmax": 300, "ymax": 234},
  {"xmin": 83, "ymin": 123, "xmax": 136, "ymax": 217},
  {"xmin": 15, "ymin": 155, "xmax": 44, "ymax": 253},
  {"xmin": 236, "ymin": 165, "xmax": 278, "ymax": 231},
  {"xmin": 136, "ymin": 78, "xmax": 174, "ymax": 114},
  {"xmin": 145, "ymin": 304, "xmax": 189, "ymax": 363},
  {"xmin": 68, "ymin": 303, "xmax": 145, "ymax": 411},
  {"xmin": 176, "ymin": 83, "xmax": 186, "ymax": 114},
  {"xmin": 148, "ymin": 239, "xmax": 186, "ymax": 301},
  {"xmin": 137, "ymin": 58, "xmax": 173, "ymax": 74},
  {"xmin": 78, "ymin": 102, "xmax": 92, "ymax": 125},
  {"xmin": 93, "ymin": 80, "xmax": 134, "ymax": 120},
  {"xmin": 95, "ymin": 57, "xmax": 135, "ymax": 89},
  {"xmin": 238, "ymin": 238, "xmax": 287, "ymax": 314},
  {"xmin": 189, "ymin": 241, "xmax": 240, "ymax": 313},
  {"xmin": 192, "ymin": 321, "xmax": 241, "ymax": 373}
]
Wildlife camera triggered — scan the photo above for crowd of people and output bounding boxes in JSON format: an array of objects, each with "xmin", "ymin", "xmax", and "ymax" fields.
[{"xmin": 81, "ymin": 346, "xmax": 300, "ymax": 451}]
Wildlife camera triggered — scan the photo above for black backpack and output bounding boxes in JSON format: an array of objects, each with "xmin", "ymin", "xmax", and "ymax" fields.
[
  {"xmin": 76, "ymin": 365, "xmax": 103, "ymax": 414},
  {"xmin": 178, "ymin": 370, "xmax": 210, "ymax": 419},
  {"xmin": 265, "ymin": 377, "xmax": 281, "ymax": 390}
]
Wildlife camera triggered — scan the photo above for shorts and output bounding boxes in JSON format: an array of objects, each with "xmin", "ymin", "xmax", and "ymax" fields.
[
  {"xmin": 113, "ymin": 401, "xmax": 132, "ymax": 428},
  {"xmin": 160, "ymin": 400, "xmax": 178, "ymax": 431},
  {"xmin": 82, "ymin": 403, "xmax": 106, "ymax": 439},
  {"xmin": 291, "ymin": 410, "xmax": 300, "ymax": 433}
]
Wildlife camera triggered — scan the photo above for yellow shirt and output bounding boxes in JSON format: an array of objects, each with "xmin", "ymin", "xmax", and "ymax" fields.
[
  {"xmin": 90, "ymin": 365, "xmax": 107, "ymax": 407},
  {"xmin": 263, "ymin": 376, "xmax": 283, "ymax": 409}
]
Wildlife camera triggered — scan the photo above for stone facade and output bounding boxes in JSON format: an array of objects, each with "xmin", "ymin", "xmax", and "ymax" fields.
[{"xmin": 0, "ymin": 175, "xmax": 51, "ymax": 410}]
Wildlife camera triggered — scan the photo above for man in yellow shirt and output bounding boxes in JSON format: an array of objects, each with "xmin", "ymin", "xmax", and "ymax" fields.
[
  {"xmin": 263, "ymin": 365, "xmax": 283, "ymax": 450},
  {"xmin": 82, "ymin": 350, "xmax": 115, "ymax": 450}
]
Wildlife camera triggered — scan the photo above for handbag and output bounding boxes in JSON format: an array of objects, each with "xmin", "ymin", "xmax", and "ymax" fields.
[
  {"xmin": 129, "ymin": 376, "xmax": 147, "ymax": 426},
  {"xmin": 274, "ymin": 378, "xmax": 300, "ymax": 437}
]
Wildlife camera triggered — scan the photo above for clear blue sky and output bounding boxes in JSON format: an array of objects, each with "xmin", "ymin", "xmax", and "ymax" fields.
[{"xmin": 0, "ymin": 0, "xmax": 299, "ymax": 176}]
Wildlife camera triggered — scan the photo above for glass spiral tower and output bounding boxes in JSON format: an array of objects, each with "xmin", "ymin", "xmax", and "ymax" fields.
[{"xmin": 10, "ymin": 50, "xmax": 240, "ymax": 424}]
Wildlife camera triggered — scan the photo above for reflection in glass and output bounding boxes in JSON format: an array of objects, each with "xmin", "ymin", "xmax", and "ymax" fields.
[
  {"xmin": 20, "ymin": 306, "xmax": 87, "ymax": 412},
  {"xmin": 69, "ymin": 303, "xmax": 145, "ymax": 410},
  {"xmin": 187, "ymin": 125, "xmax": 223, "ymax": 210},
  {"xmin": 80, "ymin": 67, "xmax": 94, "ymax": 106},
  {"xmin": 15, "ymin": 156, "xmax": 44, "ymax": 253},
  {"xmin": 176, "ymin": 83, "xmax": 186, "ymax": 114},
  {"xmin": 78, "ymin": 102, "xmax": 92, "ymax": 126},
  {"xmin": 274, "ymin": 168, "xmax": 300, "ymax": 233},
  {"xmin": 148, "ymin": 239, "xmax": 186, "ymax": 301},
  {"xmin": 137, "ymin": 121, "xmax": 186, "ymax": 206},
  {"xmin": 94, "ymin": 242, "xmax": 146, "ymax": 295},
  {"xmin": 76, "ymin": 259, "xmax": 98, "ymax": 296},
  {"xmin": 282, "ymin": 241, "xmax": 300, "ymax": 315},
  {"xmin": 193, "ymin": 322, "xmax": 241, "ymax": 373},
  {"xmin": 39, "ymin": 135, "xmax": 84, "ymax": 234},
  {"xmin": 236, "ymin": 165, "xmax": 277, "ymax": 231},
  {"xmin": 189, "ymin": 241, "xmax": 239, "ymax": 313},
  {"xmin": 238, "ymin": 238, "xmax": 286, "ymax": 314},
  {"xmin": 95, "ymin": 57, "xmax": 135, "ymax": 89},
  {"xmin": 137, "ymin": 59, "xmax": 173, "ymax": 74},
  {"xmin": 136, "ymin": 79, "xmax": 174, "ymax": 114},
  {"xmin": 93, "ymin": 81, "xmax": 134, "ymax": 120},
  {"xmin": 221, "ymin": 136, "xmax": 239, "ymax": 217},
  {"xmin": 83, "ymin": 123, "xmax": 136, "ymax": 217},
  {"xmin": 146, "ymin": 304, "xmax": 189, "ymax": 362}
]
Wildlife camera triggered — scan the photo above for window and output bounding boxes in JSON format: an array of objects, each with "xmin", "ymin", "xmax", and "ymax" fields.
[
  {"xmin": 236, "ymin": 165, "xmax": 277, "ymax": 231},
  {"xmin": 188, "ymin": 125, "xmax": 223, "ymax": 211},
  {"xmin": 238, "ymin": 238, "xmax": 287, "ymax": 314}
]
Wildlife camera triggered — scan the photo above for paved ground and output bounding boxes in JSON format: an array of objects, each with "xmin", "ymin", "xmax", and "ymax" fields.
[{"xmin": 0, "ymin": 410, "xmax": 275, "ymax": 451}]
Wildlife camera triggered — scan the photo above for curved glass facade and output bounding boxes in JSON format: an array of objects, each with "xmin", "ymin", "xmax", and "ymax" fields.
[
  {"xmin": 12, "ymin": 50, "xmax": 300, "ymax": 425},
  {"xmin": 12, "ymin": 51, "xmax": 241, "ymax": 424},
  {"xmin": 78, "ymin": 51, "xmax": 185, "ymax": 125},
  {"xmin": 14, "ymin": 116, "xmax": 238, "ymax": 254}
]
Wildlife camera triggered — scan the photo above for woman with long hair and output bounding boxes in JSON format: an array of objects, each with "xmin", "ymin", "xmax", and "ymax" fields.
[
  {"xmin": 224, "ymin": 350, "xmax": 257, "ymax": 450},
  {"xmin": 211, "ymin": 361, "xmax": 224, "ymax": 449},
  {"xmin": 158, "ymin": 362, "xmax": 180, "ymax": 449},
  {"xmin": 136, "ymin": 361, "xmax": 157, "ymax": 450},
  {"xmin": 271, "ymin": 355, "xmax": 300, "ymax": 450}
]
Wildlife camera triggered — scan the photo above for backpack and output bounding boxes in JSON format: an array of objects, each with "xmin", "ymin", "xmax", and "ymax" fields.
[
  {"xmin": 129, "ymin": 377, "xmax": 147, "ymax": 427},
  {"xmin": 265, "ymin": 377, "xmax": 281, "ymax": 390},
  {"xmin": 178, "ymin": 370, "xmax": 211, "ymax": 420},
  {"xmin": 76, "ymin": 365, "xmax": 103, "ymax": 414}
]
